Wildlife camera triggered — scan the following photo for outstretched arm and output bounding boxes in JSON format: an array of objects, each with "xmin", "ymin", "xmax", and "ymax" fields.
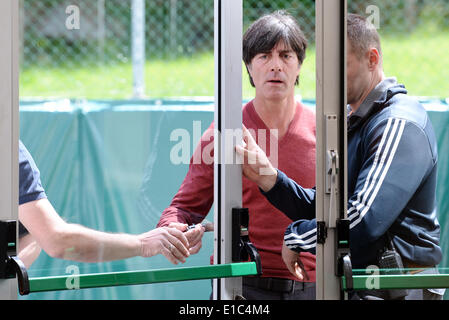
[
  {"xmin": 282, "ymin": 117, "xmax": 439, "ymax": 262},
  {"xmin": 158, "ymin": 124, "xmax": 216, "ymax": 255},
  {"xmin": 19, "ymin": 198, "xmax": 190, "ymax": 265}
]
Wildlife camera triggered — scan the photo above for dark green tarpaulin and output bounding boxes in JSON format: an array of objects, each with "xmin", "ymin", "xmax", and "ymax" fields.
[
  {"xmin": 18, "ymin": 98, "xmax": 449, "ymax": 300},
  {"xmin": 19, "ymin": 99, "xmax": 216, "ymax": 300}
]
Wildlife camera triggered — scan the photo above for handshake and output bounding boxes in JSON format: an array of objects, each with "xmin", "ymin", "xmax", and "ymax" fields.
[
  {"xmin": 156, "ymin": 125, "xmax": 278, "ymax": 265},
  {"xmin": 156, "ymin": 126, "xmax": 305, "ymax": 280},
  {"xmin": 145, "ymin": 221, "xmax": 213, "ymax": 265}
]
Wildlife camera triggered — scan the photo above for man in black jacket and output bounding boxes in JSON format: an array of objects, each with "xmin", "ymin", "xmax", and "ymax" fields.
[{"xmin": 236, "ymin": 14, "xmax": 444, "ymax": 300}]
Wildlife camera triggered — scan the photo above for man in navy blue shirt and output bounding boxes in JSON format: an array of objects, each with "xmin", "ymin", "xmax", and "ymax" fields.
[
  {"xmin": 236, "ymin": 14, "xmax": 443, "ymax": 300},
  {"xmin": 18, "ymin": 140, "xmax": 190, "ymax": 267}
]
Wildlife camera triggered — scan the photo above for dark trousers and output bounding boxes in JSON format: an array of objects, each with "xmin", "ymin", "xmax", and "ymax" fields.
[
  {"xmin": 242, "ymin": 277, "xmax": 316, "ymax": 300},
  {"xmin": 210, "ymin": 277, "xmax": 316, "ymax": 300}
]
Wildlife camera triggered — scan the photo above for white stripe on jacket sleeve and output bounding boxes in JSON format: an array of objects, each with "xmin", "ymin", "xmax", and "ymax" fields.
[{"xmin": 348, "ymin": 118, "xmax": 406, "ymax": 229}]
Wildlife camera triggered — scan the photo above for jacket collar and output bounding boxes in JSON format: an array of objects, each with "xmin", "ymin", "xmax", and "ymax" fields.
[{"xmin": 348, "ymin": 77, "xmax": 407, "ymax": 132}]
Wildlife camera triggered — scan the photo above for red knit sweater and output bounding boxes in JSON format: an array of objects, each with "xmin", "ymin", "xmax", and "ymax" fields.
[{"xmin": 158, "ymin": 100, "xmax": 316, "ymax": 282}]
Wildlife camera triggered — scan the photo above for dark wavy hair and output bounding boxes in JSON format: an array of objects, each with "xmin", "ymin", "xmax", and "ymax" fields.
[{"xmin": 243, "ymin": 10, "xmax": 308, "ymax": 87}]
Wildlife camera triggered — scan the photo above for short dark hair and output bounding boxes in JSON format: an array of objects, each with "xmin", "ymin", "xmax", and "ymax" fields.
[
  {"xmin": 347, "ymin": 13, "xmax": 382, "ymax": 60},
  {"xmin": 243, "ymin": 10, "xmax": 308, "ymax": 87}
]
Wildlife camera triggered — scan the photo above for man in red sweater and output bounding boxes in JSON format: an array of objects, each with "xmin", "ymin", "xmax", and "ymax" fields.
[{"xmin": 157, "ymin": 11, "xmax": 316, "ymax": 299}]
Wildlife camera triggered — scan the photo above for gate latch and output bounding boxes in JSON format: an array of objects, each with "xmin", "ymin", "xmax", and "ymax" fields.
[
  {"xmin": 1, "ymin": 220, "xmax": 30, "ymax": 295},
  {"xmin": 232, "ymin": 208, "xmax": 262, "ymax": 275}
]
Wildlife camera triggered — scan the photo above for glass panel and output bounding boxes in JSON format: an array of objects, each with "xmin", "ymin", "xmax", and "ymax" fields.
[
  {"xmin": 18, "ymin": 0, "xmax": 217, "ymax": 300},
  {"xmin": 18, "ymin": 0, "xmax": 318, "ymax": 300},
  {"xmin": 18, "ymin": 0, "xmax": 448, "ymax": 301},
  {"xmin": 347, "ymin": 0, "xmax": 449, "ymax": 300},
  {"xmin": 238, "ymin": 0, "xmax": 318, "ymax": 299},
  {"xmin": 17, "ymin": 0, "xmax": 321, "ymax": 300}
]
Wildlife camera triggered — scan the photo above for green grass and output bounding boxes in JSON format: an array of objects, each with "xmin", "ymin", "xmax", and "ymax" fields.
[
  {"xmin": 381, "ymin": 28, "xmax": 449, "ymax": 99},
  {"xmin": 19, "ymin": 28, "xmax": 449, "ymax": 101},
  {"xmin": 18, "ymin": 52, "xmax": 316, "ymax": 100}
]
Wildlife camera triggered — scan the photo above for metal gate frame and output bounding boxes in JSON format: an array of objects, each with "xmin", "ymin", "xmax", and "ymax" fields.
[
  {"xmin": 315, "ymin": 0, "xmax": 348, "ymax": 300},
  {"xmin": 0, "ymin": 0, "xmax": 20, "ymax": 301},
  {"xmin": 213, "ymin": 0, "xmax": 244, "ymax": 300}
]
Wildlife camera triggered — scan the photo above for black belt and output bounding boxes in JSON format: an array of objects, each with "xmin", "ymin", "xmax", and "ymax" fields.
[{"xmin": 243, "ymin": 276, "xmax": 304, "ymax": 293}]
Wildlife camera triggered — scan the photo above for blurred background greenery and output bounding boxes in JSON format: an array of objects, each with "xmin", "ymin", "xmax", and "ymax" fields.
[{"xmin": 19, "ymin": 0, "xmax": 449, "ymax": 100}]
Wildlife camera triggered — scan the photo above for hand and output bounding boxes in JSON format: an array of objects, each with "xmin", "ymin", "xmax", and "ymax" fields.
[
  {"xmin": 169, "ymin": 222, "xmax": 205, "ymax": 255},
  {"xmin": 235, "ymin": 125, "xmax": 277, "ymax": 192},
  {"xmin": 138, "ymin": 226, "xmax": 190, "ymax": 265},
  {"xmin": 282, "ymin": 240, "xmax": 309, "ymax": 281}
]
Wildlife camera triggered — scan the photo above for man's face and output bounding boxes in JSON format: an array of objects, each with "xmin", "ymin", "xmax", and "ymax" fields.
[
  {"xmin": 347, "ymin": 42, "xmax": 370, "ymax": 106},
  {"xmin": 247, "ymin": 41, "xmax": 301, "ymax": 101}
]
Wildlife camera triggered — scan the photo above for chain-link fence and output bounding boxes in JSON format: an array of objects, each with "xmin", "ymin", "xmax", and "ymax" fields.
[
  {"xmin": 19, "ymin": 0, "xmax": 449, "ymax": 99},
  {"xmin": 20, "ymin": 0, "xmax": 315, "ymax": 66}
]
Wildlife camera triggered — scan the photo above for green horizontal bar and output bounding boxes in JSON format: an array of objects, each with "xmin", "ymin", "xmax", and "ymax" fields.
[
  {"xmin": 29, "ymin": 262, "xmax": 258, "ymax": 293},
  {"xmin": 342, "ymin": 273, "xmax": 449, "ymax": 291}
]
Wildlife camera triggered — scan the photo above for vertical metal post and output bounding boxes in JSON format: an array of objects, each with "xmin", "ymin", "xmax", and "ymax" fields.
[
  {"xmin": 315, "ymin": 0, "xmax": 347, "ymax": 300},
  {"xmin": 0, "ymin": 0, "xmax": 19, "ymax": 300},
  {"xmin": 132, "ymin": 0, "xmax": 145, "ymax": 98},
  {"xmin": 213, "ymin": 0, "xmax": 243, "ymax": 300},
  {"xmin": 97, "ymin": 0, "xmax": 105, "ymax": 64},
  {"xmin": 19, "ymin": 0, "xmax": 25, "ymax": 69},
  {"xmin": 170, "ymin": 0, "xmax": 178, "ymax": 58}
]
